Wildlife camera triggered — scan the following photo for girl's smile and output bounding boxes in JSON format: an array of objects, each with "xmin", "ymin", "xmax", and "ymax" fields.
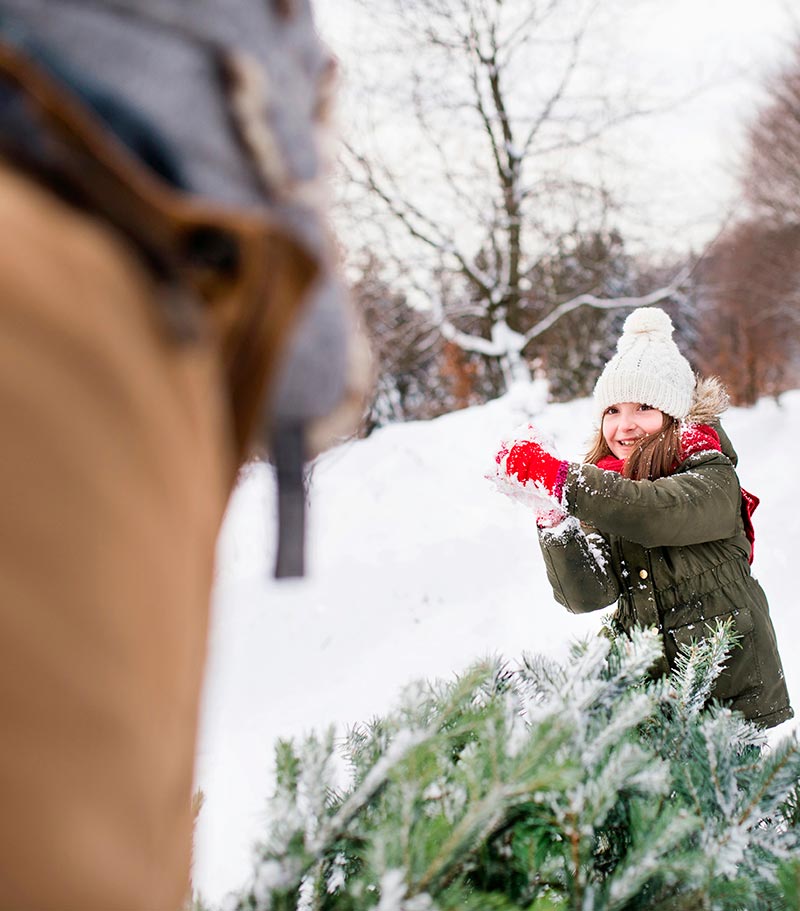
[{"xmin": 602, "ymin": 402, "xmax": 664, "ymax": 459}]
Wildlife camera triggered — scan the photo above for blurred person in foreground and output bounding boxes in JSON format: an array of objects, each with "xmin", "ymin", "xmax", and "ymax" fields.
[{"xmin": 0, "ymin": 1, "xmax": 365, "ymax": 908}]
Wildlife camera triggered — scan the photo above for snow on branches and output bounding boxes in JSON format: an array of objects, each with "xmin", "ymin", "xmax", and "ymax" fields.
[{"xmin": 220, "ymin": 623, "xmax": 800, "ymax": 910}]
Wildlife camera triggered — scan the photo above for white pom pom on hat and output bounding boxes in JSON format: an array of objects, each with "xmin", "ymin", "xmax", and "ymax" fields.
[
  {"xmin": 593, "ymin": 306, "xmax": 696, "ymax": 420},
  {"xmin": 615, "ymin": 307, "xmax": 674, "ymax": 352}
]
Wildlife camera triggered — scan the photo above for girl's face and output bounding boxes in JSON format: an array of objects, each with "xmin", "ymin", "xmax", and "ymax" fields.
[{"xmin": 602, "ymin": 402, "xmax": 665, "ymax": 459}]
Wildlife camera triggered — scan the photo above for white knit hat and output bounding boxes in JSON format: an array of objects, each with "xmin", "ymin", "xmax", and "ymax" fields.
[{"xmin": 593, "ymin": 307, "xmax": 696, "ymax": 420}]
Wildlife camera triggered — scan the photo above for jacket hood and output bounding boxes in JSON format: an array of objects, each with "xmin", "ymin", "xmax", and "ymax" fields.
[
  {"xmin": 685, "ymin": 375, "xmax": 729, "ymax": 424},
  {"xmin": 685, "ymin": 376, "xmax": 736, "ymax": 465}
]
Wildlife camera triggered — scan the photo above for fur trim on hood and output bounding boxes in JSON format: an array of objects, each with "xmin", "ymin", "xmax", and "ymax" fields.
[{"xmin": 685, "ymin": 376, "xmax": 729, "ymax": 425}]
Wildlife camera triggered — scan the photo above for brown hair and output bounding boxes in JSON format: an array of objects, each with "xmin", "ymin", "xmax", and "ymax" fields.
[{"xmin": 585, "ymin": 412, "xmax": 682, "ymax": 481}]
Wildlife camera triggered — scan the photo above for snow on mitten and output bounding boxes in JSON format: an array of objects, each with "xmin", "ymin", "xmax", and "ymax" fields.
[
  {"xmin": 535, "ymin": 508, "xmax": 569, "ymax": 529},
  {"xmin": 505, "ymin": 440, "xmax": 565, "ymax": 492},
  {"xmin": 488, "ymin": 424, "xmax": 569, "ymax": 514}
]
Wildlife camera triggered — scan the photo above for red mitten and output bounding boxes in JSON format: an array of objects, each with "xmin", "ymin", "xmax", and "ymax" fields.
[{"xmin": 504, "ymin": 439, "xmax": 568, "ymax": 501}]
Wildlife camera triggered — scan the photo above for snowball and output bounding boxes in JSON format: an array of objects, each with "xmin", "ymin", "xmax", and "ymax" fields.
[
  {"xmin": 501, "ymin": 421, "xmax": 560, "ymax": 453},
  {"xmin": 486, "ymin": 469, "xmax": 563, "ymax": 513}
]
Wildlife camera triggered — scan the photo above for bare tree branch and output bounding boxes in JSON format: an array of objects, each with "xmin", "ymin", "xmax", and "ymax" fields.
[
  {"xmin": 335, "ymin": 0, "xmax": 709, "ymax": 399},
  {"xmin": 496, "ymin": 0, "xmax": 562, "ymax": 63},
  {"xmin": 433, "ymin": 268, "xmax": 690, "ymax": 359},
  {"xmin": 521, "ymin": 268, "xmax": 691, "ymax": 347},
  {"xmin": 343, "ymin": 142, "xmax": 493, "ymax": 298}
]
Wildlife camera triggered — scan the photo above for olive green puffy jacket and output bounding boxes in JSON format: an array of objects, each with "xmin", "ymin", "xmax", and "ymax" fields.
[{"xmin": 538, "ymin": 423, "xmax": 793, "ymax": 729}]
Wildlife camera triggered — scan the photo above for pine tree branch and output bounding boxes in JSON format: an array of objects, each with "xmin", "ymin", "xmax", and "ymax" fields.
[{"xmin": 737, "ymin": 740, "xmax": 800, "ymax": 828}]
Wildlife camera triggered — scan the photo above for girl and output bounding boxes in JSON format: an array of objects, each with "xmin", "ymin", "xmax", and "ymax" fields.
[{"xmin": 494, "ymin": 307, "xmax": 792, "ymax": 729}]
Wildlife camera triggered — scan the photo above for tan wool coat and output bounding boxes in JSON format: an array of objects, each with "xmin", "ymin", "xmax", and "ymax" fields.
[{"xmin": 0, "ymin": 32, "xmax": 318, "ymax": 910}]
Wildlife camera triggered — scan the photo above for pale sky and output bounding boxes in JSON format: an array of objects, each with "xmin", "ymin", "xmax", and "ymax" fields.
[
  {"xmin": 604, "ymin": 0, "xmax": 796, "ymax": 250},
  {"xmin": 313, "ymin": 0, "xmax": 797, "ymax": 255}
]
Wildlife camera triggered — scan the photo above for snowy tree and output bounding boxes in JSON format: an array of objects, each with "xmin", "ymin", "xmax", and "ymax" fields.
[
  {"xmin": 689, "ymin": 37, "xmax": 800, "ymax": 404},
  {"xmin": 692, "ymin": 223, "xmax": 800, "ymax": 405},
  {"xmin": 338, "ymin": 0, "xmax": 688, "ymax": 392},
  {"xmin": 526, "ymin": 229, "xmax": 634, "ymax": 401},
  {"xmin": 220, "ymin": 624, "xmax": 800, "ymax": 911},
  {"xmin": 351, "ymin": 252, "xmax": 494, "ymax": 428},
  {"xmin": 350, "ymin": 251, "xmax": 442, "ymax": 428},
  {"xmin": 743, "ymin": 38, "xmax": 800, "ymax": 228}
]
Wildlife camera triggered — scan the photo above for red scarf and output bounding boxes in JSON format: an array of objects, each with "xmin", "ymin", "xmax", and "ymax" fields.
[{"xmin": 596, "ymin": 424, "xmax": 758, "ymax": 563}]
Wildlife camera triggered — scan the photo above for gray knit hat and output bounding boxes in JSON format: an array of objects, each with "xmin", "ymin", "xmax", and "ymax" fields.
[{"xmin": 593, "ymin": 307, "xmax": 695, "ymax": 420}]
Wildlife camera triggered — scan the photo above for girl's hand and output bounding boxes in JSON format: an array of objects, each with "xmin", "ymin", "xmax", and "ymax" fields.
[
  {"xmin": 501, "ymin": 437, "xmax": 568, "ymax": 500},
  {"xmin": 488, "ymin": 425, "xmax": 570, "ymax": 511}
]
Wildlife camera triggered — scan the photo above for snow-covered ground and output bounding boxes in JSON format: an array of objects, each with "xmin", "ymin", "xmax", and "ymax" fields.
[{"xmin": 193, "ymin": 385, "xmax": 800, "ymax": 905}]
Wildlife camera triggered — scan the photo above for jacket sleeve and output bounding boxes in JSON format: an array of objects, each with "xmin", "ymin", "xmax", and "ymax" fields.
[
  {"xmin": 562, "ymin": 453, "xmax": 741, "ymax": 548},
  {"xmin": 538, "ymin": 519, "xmax": 620, "ymax": 614}
]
